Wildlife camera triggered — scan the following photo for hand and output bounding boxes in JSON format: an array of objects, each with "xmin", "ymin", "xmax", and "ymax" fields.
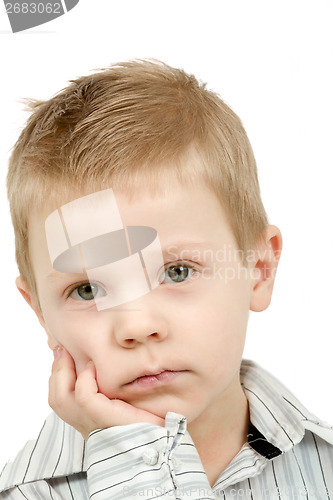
[{"xmin": 49, "ymin": 347, "xmax": 165, "ymax": 439}]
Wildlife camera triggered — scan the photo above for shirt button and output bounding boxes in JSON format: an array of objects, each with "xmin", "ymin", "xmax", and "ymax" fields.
[{"xmin": 143, "ymin": 448, "xmax": 159, "ymax": 466}]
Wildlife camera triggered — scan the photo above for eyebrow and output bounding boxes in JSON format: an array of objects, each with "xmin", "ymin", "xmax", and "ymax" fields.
[
  {"xmin": 45, "ymin": 240, "xmax": 210, "ymax": 281},
  {"xmin": 163, "ymin": 240, "xmax": 208, "ymax": 248},
  {"xmin": 161, "ymin": 240, "xmax": 210, "ymax": 254},
  {"xmin": 46, "ymin": 271, "xmax": 88, "ymax": 282}
]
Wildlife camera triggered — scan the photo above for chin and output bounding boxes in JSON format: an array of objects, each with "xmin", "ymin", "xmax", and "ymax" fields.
[{"xmin": 131, "ymin": 397, "xmax": 194, "ymax": 422}]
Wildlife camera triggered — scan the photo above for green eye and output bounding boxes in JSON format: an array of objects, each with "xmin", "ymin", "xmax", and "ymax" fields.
[
  {"xmin": 163, "ymin": 264, "xmax": 193, "ymax": 283},
  {"xmin": 70, "ymin": 283, "xmax": 104, "ymax": 301}
]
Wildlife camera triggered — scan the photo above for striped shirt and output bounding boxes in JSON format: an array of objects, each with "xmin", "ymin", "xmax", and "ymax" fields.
[{"xmin": 0, "ymin": 360, "xmax": 332, "ymax": 499}]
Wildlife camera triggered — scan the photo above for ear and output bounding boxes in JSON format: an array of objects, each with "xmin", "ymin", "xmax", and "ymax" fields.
[
  {"xmin": 250, "ymin": 225, "xmax": 282, "ymax": 312},
  {"xmin": 16, "ymin": 276, "xmax": 46, "ymax": 326},
  {"xmin": 15, "ymin": 276, "xmax": 58, "ymax": 350}
]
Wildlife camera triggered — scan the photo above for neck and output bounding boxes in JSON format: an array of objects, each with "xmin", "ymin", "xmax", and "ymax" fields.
[{"xmin": 187, "ymin": 376, "xmax": 249, "ymax": 487}]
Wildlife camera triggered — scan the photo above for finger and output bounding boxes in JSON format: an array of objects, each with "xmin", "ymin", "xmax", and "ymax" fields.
[
  {"xmin": 105, "ymin": 399, "xmax": 165, "ymax": 428},
  {"xmin": 85, "ymin": 394, "xmax": 165, "ymax": 430},
  {"xmin": 51, "ymin": 346, "xmax": 76, "ymax": 374},
  {"xmin": 75, "ymin": 361, "xmax": 99, "ymax": 405},
  {"xmin": 49, "ymin": 347, "xmax": 76, "ymax": 397},
  {"xmin": 48, "ymin": 347, "xmax": 80, "ymax": 424},
  {"xmin": 74, "ymin": 363, "xmax": 164, "ymax": 432}
]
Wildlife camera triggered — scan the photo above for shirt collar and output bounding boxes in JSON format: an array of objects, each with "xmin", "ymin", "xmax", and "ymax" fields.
[
  {"xmin": 241, "ymin": 359, "xmax": 333, "ymax": 454},
  {"xmin": 213, "ymin": 360, "xmax": 333, "ymax": 491}
]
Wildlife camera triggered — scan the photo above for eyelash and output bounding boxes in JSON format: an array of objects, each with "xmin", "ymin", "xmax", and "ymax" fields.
[
  {"xmin": 65, "ymin": 261, "xmax": 199, "ymax": 301},
  {"xmin": 160, "ymin": 261, "xmax": 198, "ymax": 284},
  {"xmin": 66, "ymin": 281, "xmax": 98, "ymax": 299}
]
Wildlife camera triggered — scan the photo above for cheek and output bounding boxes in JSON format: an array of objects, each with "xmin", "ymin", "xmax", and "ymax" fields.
[
  {"xmin": 42, "ymin": 306, "xmax": 101, "ymax": 370},
  {"xmin": 188, "ymin": 282, "xmax": 249, "ymax": 364}
]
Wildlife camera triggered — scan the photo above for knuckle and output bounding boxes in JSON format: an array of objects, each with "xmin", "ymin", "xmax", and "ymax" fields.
[
  {"xmin": 50, "ymin": 389, "xmax": 67, "ymax": 408},
  {"xmin": 74, "ymin": 390, "xmax": 90, "ymax": 408}
]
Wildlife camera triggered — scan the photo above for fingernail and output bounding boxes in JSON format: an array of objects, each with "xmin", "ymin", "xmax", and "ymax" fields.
[{"xmin": 53, "ymin": 346, "xmax": 63, "ymax": 360}]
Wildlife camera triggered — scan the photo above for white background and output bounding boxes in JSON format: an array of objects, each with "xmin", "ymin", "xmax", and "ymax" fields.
[{"xmin": 0, "ymin": 1, "xmax": 332, "ymax": 467}]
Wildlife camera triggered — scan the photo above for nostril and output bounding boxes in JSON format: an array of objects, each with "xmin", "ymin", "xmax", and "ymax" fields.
[
  {"xmin": 124, "ymin": 338, "xmax": 136, "ymax": 346},
  {"xmin": 118, "ymin": 331, "xmax": 165, "ymax": 347}
]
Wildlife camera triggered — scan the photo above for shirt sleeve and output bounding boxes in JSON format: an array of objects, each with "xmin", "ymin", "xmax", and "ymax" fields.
[{"xmin": 84, "ymin": 412, "xmax": 215, "ymax": 499}]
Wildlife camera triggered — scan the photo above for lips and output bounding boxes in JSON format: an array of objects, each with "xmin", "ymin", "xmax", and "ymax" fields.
[{"xmin": 124, "ymin": 369, "xmax": 186, "ymax": 387}]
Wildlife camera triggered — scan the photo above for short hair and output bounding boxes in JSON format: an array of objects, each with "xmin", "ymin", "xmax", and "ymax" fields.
[{"xmin": 7, "ymin": 59, "xmax": 268, "ymax": 298}]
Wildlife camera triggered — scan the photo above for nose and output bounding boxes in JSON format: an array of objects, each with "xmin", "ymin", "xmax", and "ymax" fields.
[{"xmin": 112, "ymin": 301, "xmax": 168, "ymax": 348}]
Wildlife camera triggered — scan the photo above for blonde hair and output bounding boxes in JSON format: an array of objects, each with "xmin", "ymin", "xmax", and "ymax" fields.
[{"xmin": 7, "ymin": 59, "xmax": 268, "ymax": 298}]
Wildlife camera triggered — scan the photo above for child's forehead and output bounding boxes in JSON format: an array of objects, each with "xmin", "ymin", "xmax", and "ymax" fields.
[
  {"xmin": 44, "ymin": 188, "xmax": 153, "ymax": 269},
  {"xmin": 43, "ymin": 183, "xmax": 215, "ymax": 241},
  {"xmin": 42, "ymin": 182, "xmax": 209, "ymax": 222},
  {"xmin": 39, "ymin": 146, "xmax": 210, "ymax": 214},
  {"xmin": 42, "ymin": 183, "xmax": 234, "ymax": 256}
]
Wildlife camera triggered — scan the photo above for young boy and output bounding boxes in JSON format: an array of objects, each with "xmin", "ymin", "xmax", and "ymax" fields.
[{"xmin": 0, "ymin": 60, "xmax": 332, "ymax": 499}]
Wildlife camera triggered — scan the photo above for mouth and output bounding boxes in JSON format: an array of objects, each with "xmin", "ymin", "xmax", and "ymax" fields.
[{"xmin": 124, "ymin": 369, "xmax": 187, "ymax": 389}]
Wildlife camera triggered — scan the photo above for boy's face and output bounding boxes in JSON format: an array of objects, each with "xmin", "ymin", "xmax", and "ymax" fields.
[{"xmin": 25, "ymin": 179, "xmax": 265, "ymax": 430}]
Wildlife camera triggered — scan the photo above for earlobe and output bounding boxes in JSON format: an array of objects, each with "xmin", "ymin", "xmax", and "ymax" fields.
[{"xmin": 250, "ymin": 225, "xmax": 282, "ymax": 312}]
